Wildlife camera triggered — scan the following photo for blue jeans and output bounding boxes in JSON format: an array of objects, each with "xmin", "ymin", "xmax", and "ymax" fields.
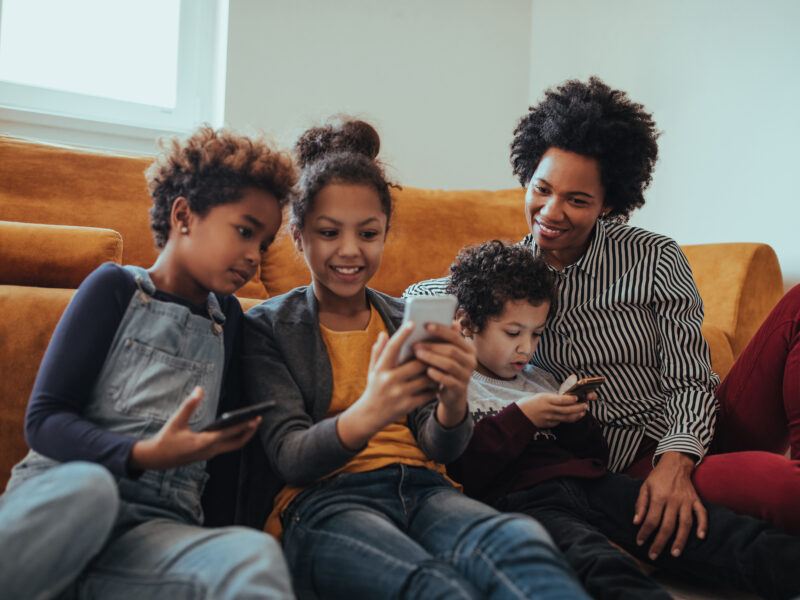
[
  {"xmin": 0, "ymin": 462, "xmax": 294, "ymax": 600},
  {"xmin": 281, "ymin": 464, "xmax": 587, "ymax": 599}
]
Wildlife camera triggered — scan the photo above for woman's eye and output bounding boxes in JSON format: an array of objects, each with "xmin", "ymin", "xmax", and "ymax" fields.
[
  {"xmin": 259, "ymin": 241, "xmax": 270, "ymax": 254},
  {"xmin": 237, "ymin": 226, "xmax": 253, "ymax": 239},
  {"xmin": 570, "ymin": 197, "xmax": 589, "ymax": 206},
  {"xmin": 534, "ymin": 185, "xmax": 549, "ymax": 194},
  {"xmin": 361, "ymin": 230, "xmax": 379, "ymax": 240},
  {"xmin": 319, "ymin": 230, "xmax": 337, "ymax": 238},
  {"xmin": 505, "ymin": 331, "xmax": 520, "ymax": 338}
]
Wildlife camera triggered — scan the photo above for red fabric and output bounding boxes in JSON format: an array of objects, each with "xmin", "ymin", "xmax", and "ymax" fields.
[{"xmin": 625, "ymin": 284, "xmax": 800, "ymax": 534}]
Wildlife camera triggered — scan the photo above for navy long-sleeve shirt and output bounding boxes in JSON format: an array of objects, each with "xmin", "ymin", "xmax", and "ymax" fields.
[{"xmin": 24, "ymin": 263, "xmax": 244, "ymax": 507}]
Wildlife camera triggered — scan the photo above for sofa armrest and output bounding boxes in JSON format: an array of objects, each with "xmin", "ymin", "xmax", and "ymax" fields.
[
  {"xmin": 681, "ymin": 243, "xmax": 783, "ymax": 358},
  {"xmin": 0, "ymin": 220, "xmax": 123, "ymax": 289},
  {"xmin": 0, "ymin": 285, "xmax": 75, "ymax": 490}
]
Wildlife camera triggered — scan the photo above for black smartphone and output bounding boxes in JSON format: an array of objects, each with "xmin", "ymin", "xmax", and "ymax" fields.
[
  {"xmin": 200, "ymin": 400, "xmax": 276, "ymax": 432},
  {"xmin": 563, "ymin": 376, "xmax": 605, "ymax": 402}
]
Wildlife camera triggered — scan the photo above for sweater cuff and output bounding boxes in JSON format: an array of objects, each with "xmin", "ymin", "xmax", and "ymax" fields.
[{"xmin": 492, "ymin": 403, "xmax": 540, "ymax": 439}]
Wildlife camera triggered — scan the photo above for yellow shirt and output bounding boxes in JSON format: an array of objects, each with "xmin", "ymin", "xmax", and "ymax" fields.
[{"xmin": 265, "ymin": 304, "xmax": 452, "ymax": 537}]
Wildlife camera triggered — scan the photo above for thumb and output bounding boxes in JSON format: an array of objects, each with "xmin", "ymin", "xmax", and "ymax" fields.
[{"xmin": 171, "ymin": 386, "xmax": 204, "ymax": 428}]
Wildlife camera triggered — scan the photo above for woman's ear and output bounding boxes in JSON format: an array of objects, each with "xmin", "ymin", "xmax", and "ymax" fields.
[
  {"xmin": 170, "ymin": 197, "xmax": 193, "ymax": 235},
  {"xmin": 455, "ymin": 308, "xmax": 475, "ymax": 339}
]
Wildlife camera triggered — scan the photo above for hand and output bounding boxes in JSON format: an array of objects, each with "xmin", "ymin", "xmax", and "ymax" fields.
[
  {"xmin": 337, "ymin": 323, "xmax": 438, "ymax": 450},
  {"xmin": 413, "ymin": 322, "xmax": 477, "ymax": 427},
  {"xmin": 129, "ymin": 386, "xmax": 260, "ymax": 471},
  {"xmin": 516, "ymin": 374, "xmax": 593, "ymax": 428},
  {"xmin": 633, "ymin": 451, "xmax": 707, "ymax": 560}
]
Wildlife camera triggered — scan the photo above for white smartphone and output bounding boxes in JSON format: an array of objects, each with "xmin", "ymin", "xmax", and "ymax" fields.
[{"xmin": 397, "ymin": 294, "xmax": 458, "ymax": 364}]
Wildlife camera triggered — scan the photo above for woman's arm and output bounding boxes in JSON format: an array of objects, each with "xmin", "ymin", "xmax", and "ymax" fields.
[
  {"xmin": 634, "ymin": 241, "xmax": 717, "ymax": 560},
  {"xmin": 651, "ymin": 241, "xmax": 718, "ymax": 463}
]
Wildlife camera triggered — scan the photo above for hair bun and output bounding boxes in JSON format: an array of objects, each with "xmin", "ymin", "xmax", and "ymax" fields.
[{"xmin": 295, "ymin": 117, "xmax": 380, "ymax": 168}]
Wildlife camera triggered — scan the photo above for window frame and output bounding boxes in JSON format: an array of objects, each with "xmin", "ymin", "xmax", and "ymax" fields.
[{"xmin": 0, "ymin": 0, "xmax": 227, "ymax": 150}]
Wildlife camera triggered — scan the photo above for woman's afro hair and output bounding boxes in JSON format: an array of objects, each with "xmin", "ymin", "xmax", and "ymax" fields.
[{"xmin": 511, "ymin": 77, "xmax": 659, "ymax": 220}]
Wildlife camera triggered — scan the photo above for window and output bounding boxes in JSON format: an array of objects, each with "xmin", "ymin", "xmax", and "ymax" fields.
[{"xmin": 0, "ymin": 0, "xmax": 227, "ymax": 149}]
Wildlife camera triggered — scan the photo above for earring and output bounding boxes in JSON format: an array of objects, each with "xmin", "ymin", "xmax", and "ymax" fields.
[{"xmin": 180, "ymin": 226, "xmax": 188, "ymax": 234}]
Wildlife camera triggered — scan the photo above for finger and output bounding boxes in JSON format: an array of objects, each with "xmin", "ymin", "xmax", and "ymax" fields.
[
  {"xmin": 421, "ymin": 322, "xmax": 473, "ymax": 352},
  {"xmin": 416, "ymin": 347, "xmax": 473, "ymax": 383},
  {"xmin": 637, "ymin": 498, "xmax": 665, "ymax": 550},
  {"xmin": 648, "ymin": 504, "xmax": 677, "ymax": 560},
  {"xmin": 214, "ymin": 422, "xmax": 260, "ymax": 454},
  {"xmin": 694, "ymin": 500, "xmax": 708, "ymax": 540},
  {"xmin": 633, "ymin": 483, "xmax": 650, "ymax": 526},
  {"xmin": 670, "ymin": 502, "xmax": 694, "ymax": 557},
  {"xmin": 369, "ymin": 331, "xmax": 389, "ymax": 370},
  {"xmin": 169, "ymin": 386, "xmax": 204, "ymax": 428}
]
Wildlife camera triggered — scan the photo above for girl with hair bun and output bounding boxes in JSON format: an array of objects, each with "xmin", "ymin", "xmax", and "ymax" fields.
[{"xmin": 243, "ymin": 117, "xmax": 590, "ymax": 599}]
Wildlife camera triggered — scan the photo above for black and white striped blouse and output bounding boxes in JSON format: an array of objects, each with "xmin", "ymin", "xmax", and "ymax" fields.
[{"xmin": 404, "ymin": 220, "xmax": 720, "ymax": 472}]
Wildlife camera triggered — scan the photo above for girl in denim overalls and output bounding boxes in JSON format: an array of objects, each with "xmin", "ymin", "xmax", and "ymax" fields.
[{"xmin": 0, "ymin": 128, "xmax": 297, "ymax": 600}]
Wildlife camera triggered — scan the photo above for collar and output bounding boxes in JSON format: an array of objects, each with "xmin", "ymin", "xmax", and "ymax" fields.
[{"xmin": 522, "ymin": 219, "xmax": 607, "ymax": 279}]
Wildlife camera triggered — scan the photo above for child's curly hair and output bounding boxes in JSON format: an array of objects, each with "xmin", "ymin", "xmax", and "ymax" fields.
[
  {"xmin": 446, "ymin": 240, "xmax": 556, "ymax": 331},
  {"xmin": 146, "ymin": 126, "xmax": 297, "ymax": 249},
  {"xmin": 510, "ymin": 77, "xmax": 659, "ymax": 221}
]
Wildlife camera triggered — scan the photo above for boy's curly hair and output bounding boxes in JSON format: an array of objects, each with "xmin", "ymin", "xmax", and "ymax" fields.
[
  {"xmin": 146, "ymin": 126, "xmax": 297, "ymax": 249},
  {"xmin": 291, "ymin": 116, "xmax": 396, "ymax": 231},
  {"xmin": 510, "ymin": 77, "xmax": 659, "ymax": 221},
  {"xmin": 446, "ymin": 240, "xmax": 556, "ymax": 332}
]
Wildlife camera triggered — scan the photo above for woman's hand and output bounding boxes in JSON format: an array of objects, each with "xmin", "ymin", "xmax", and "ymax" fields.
[
  {"xmin": 633, "ymin": 451, "xmax": 708, "ymax": 560},
  {"xmin": 517, "ymin": 374, "xmax": 594, "ymax": 428},
  {"xmin": 413, "ymin": 322, "xmax": 477, "ymax": 428},
  {"xmin": 129, "ymin": 387, "xmax": 260, "ymax": 471},
  {"xmin": 337, "ymin": 323, "xmax": 438, "ymax": 450}
]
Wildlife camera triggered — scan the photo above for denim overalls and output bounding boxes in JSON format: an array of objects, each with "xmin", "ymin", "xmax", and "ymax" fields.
[{"xmin": 7, "ymin": 265, "xmax": 225, "ymax": 525}]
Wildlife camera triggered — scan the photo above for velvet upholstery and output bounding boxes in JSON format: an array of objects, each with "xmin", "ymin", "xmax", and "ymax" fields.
[
  {"xmin": 0, "ymin": 220, "xmax": 123, "ymax": 288},
  {"xmin": 0, "ymin": 135, "xmax": 785, "ymax": 492}
]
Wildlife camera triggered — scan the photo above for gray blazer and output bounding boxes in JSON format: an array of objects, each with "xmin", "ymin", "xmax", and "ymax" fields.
[{"xmin": 241, "ymin": 285, "xmax": 472, "ymax": 510}]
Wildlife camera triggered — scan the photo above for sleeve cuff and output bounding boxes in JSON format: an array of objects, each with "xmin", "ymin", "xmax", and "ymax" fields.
[{"xmin": 654, "ymin": 432, "xmax": 706, "ymax": 466}]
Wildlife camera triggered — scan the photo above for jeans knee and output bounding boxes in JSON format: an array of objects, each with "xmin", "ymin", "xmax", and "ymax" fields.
[{"xmin": 60, "ymin": 462, "xmax": 119, "ymax": 527}]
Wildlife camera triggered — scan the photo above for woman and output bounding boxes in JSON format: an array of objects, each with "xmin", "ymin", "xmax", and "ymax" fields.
[{"xmin": 406, "ymin": 77, "xmax": 800, "ymax": 561}]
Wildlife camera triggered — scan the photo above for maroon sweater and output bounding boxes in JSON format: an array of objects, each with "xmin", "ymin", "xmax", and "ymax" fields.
[{"xmin": 448, "ymin": 402, "xmax": 608, "ymax": 505}]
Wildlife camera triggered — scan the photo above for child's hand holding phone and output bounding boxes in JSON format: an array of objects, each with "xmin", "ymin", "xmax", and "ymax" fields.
[
  {"xmin": 129, "ymin": 387, "xmax": 262, "ymax": 471},
  {"xmin": 517, "ymin": 375, "xmax": 603, "ymax": 428}
]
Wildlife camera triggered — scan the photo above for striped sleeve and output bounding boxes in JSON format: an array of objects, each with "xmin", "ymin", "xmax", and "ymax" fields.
[
  {"xmin": 402, "ymin": 276, "xmax": 451, "ymax": 298},
  {"xmin": 650, "ymin": 241, "xmax": 719, "ymax": 464}
]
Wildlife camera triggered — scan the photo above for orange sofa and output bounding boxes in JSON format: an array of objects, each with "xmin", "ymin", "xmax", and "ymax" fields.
[{"xmin": 0, "ymin": 135, "xmax": 785, "ymax": 491}]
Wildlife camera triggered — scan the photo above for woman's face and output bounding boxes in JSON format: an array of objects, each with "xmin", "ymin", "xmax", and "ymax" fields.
[{"xmin": 525, "ymin": 147, "xmax": 609, "ymax": 270}]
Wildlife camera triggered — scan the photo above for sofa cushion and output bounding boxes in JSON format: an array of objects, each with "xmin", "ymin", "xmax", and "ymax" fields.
[{"xmin": 0, "ymin": 221, "xmax": 122, "ymax": 288}]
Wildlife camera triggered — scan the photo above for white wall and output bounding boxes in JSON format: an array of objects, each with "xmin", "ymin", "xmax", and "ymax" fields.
[
  {"xmin": 224, "ymin": 0, "xmax": 531, "ymax": 190},
  {"xmin": 528, "ymin": 0, "xmax": 800, "ymax": 290}
]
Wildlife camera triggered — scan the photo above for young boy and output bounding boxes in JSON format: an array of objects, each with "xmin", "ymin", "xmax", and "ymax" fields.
[{"xmin": 446, "ymin": 239, "xmax": 800, "ymax": 600}]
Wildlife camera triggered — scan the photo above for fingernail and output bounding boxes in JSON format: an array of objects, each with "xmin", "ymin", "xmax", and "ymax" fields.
[
  {"xmin": 698, "ymin": 530, "xmax": 706, "ymax": 539},
  {"xmin": 426, "ymin": 323, "xmax": 436, "ymax": 332},
  {"xmin": 649, "ymin": 552, "xmax": 658, "ymax": 560},
  {"xmin": 672, "ymin": 548, "xmax": 681, "ymax": 557},
  {"xmin": 636, "ymin": 538, "xmax": 643, "ymax": 546}
]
